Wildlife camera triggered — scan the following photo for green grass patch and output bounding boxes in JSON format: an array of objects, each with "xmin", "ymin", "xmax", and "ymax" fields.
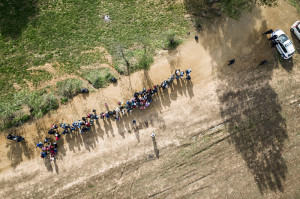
[
  {"xmin": 56, "ymin": 78, "xmax": 85, "ymax": 102},
  {"xmin": 137, "ymin": 52, "xmax": 154, "ymax": 71},
  {"xmin": 0, "ymin": 0, "xmax": 190, "ymax": 104},
  {"xmin": 0, "ymin": 0, "xmax": 190, "ymax": 130},
  {"xmin": 289, "ymin": 0, "xmax": 300, "ymax": 13},
  {"xmin": 164, "ymin": 30, "xmax": 182, "ymax": 50},
  {"xmin": 82, "ymin": 68, "xmax": 115, "ymax": 89},
  {"xmin": 23, "ymin": 90, "xmax": 59, "ymax": 118},
  {"xmin": 0, "ymin": 89, "xmax": 59, "ymax": 130}
]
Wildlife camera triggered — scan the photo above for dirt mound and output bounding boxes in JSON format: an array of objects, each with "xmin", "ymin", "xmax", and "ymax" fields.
[{"xmin": 27, "ymin": 63, "xmax": 57, "ymax": 74}]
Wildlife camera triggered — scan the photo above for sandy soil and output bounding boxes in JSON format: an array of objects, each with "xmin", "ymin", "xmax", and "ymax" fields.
[{"xmin": 1, "ymin": 1, "xmax": 300, "ymax": 198}]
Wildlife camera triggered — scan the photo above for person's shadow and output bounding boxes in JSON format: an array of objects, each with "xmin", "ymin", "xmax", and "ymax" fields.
[{"xmin": 151, "ymin": 135, "xmax": 159, "ymax": 159}]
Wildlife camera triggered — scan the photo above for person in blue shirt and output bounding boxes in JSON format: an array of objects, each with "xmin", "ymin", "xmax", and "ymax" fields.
[
  {"xmin": 36, "ymin": 142, "xmax": 43, "ymax": 148},
  {"xmin": 41, "ymin": 152, "xmax": 47, "ymax": 158},
  {"xmin": 62, "ymin": 129, "xmax": 70, "ymax": 135},
  {"xmin": 70, "ymin": 126, "xmax": 75, "ymax": 133},
  {"xmin": 185, "ymin": 68, "xmax": 192, "ymax": 75},
  {"xmin": 180, "ymin": 71, "xmax": 184, "ymax": 78}
]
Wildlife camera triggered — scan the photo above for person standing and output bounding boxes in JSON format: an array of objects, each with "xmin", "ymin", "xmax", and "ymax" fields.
[
  {"xmin": 228, "ymin": 59, "xmax": 235, "ymax": 65},
  {"xmin": 260, "ymin": 60, "xmax": 268, "ymax": 65}
]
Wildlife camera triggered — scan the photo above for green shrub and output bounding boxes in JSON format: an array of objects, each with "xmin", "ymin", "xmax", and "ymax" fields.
[
  {"xmin": 0, "ymin": 0, "xmax": 190, "ymax": 106},
  {"xmin": 56, "ymin": 79, "xmax": 83, "ymax": 99},
  {"xmin": 136, "ymin": 53, "xmax": 154, "ymax": 71},
  {"xmin": 0, "ymin": 89, "xmax": 59, "ymax": 130},
  {"xmin": 165, "ymin": 30, "xmax": 181, "ymax": 50},
  {"xmin": 289, "ymin": 0, "xmax": 300, "ymax": 13},
  {"xmin": 0, "ymin": 102, "xmax": 16, "ymax": 130},
  {"xmin": 115, "ymin": 64, "xmax": 126, "ymax": 75},
  {"xmin": 61, "ymin": 97, "xmax": 69, "ymax": 104},
  {"xmin": 83, "ymin": 69, "xmax": 115, "ymax": 89},
  {"xmin": 91, "ymin": 74, "xmax": 106, "ymax": 88},
  {"xmin": 1, "ymin": 114, "xmax": 30, "ymax": 130},
  {"xmin": 25, "ymin": 91, "xmax": 59, "ymax": 118}
]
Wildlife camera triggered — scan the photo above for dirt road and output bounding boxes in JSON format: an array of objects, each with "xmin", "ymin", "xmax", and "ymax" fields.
[{"xmin": 1, "ymin": 1, "xmax": 300, "ymax": 198}]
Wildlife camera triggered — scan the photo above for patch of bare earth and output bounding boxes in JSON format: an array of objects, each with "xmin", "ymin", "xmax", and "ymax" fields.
[
  {"xmin": 80, "ymin": 47, "xmax": 119, "ymax": 74},
  {"xmin": 13, "ymin": 83, "xmax": 21, "ymax": 91},
  {"xmin": 23, "ymin": 79, "xmax": 34, "ymax": 91},
  {"xmin": 81, "ymin": 47, "xmax": 113, "ymax": 64},
  {"xmin": 27, "ymin": 63, "xmax": 57, "ymax": 74},
  {"xmin": 27, "ymin": 62, "xmax": 91, "ymax": 91}
]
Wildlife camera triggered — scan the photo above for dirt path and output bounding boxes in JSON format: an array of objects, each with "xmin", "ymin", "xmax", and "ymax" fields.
[{"xmin": 1, "ymin": 1, "xmax": 300, "ymax": 198}]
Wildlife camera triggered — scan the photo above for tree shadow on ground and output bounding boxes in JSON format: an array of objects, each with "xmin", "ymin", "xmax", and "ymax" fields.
[
  {"xmin": 197, "ymin": 7, "xmax": 289, "ymax": 193},
  {"xmin": 183, "ymin": 0, "xmax": 221, "ymax": 32},
  {"xmin": 6, "ymin": 138, "xmax": 33, "ymax": 168},
  {"xmin": 0, "ymin": 0, "xmax": 39, "ymax": 38}
]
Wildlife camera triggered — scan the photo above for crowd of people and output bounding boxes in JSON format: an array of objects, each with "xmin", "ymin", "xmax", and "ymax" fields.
[
  {"xmin": 6, "ymin": 28, "xmax": 280, "ymax": 162},
  {"xmin": 33, "ymin": 69, "xmax": 192, "ymax": 160},
  {"xmin": 36, "ymin": 138, "xmax": 58, "ymax": 161}
]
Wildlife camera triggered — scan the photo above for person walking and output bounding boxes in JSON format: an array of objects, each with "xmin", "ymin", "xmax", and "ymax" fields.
[
  {"xmin": 62, "ymin": 129, "xmax": 69, "ymax": 135},
  {"xmin": 51, "ymin": 124, "xmax": 58, "ymax": 129},
  {"xmin": 228, "ymin": 59, "xmax": 235, "ymax": 65},
  {"xmin": 260, "ymin": 60, "xmax": 268, "ymax": 65}
]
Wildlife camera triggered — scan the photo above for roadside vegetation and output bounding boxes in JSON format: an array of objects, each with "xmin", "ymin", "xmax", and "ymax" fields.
[
  {"xmin": 0, "ymin": 0, "xmax": 279, "ymax": 130},
  {"xmin": 0, "ymin": 0, "xmax": 189, "ymax": 130},
  {"xmin": 289, "ymin": 0, "xmax": 300, "ymax": 13},
  {"xmin": 56, "ymin": 79, "xmax": 86, "ymax": 103},
  {"xmin": 0, "ymin": 78, "xmax": 92, "ymax": 130},
  {"xmin": 165, "ymin": 30, "xmax": 182, "ymax": 50},
  {"xmin": 0, "ymin": 90, "xmax": 59, "ymax": 130},
  {"xmin": 82, "ymin": 68, "xmax": 115, "ymax": 89}
]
